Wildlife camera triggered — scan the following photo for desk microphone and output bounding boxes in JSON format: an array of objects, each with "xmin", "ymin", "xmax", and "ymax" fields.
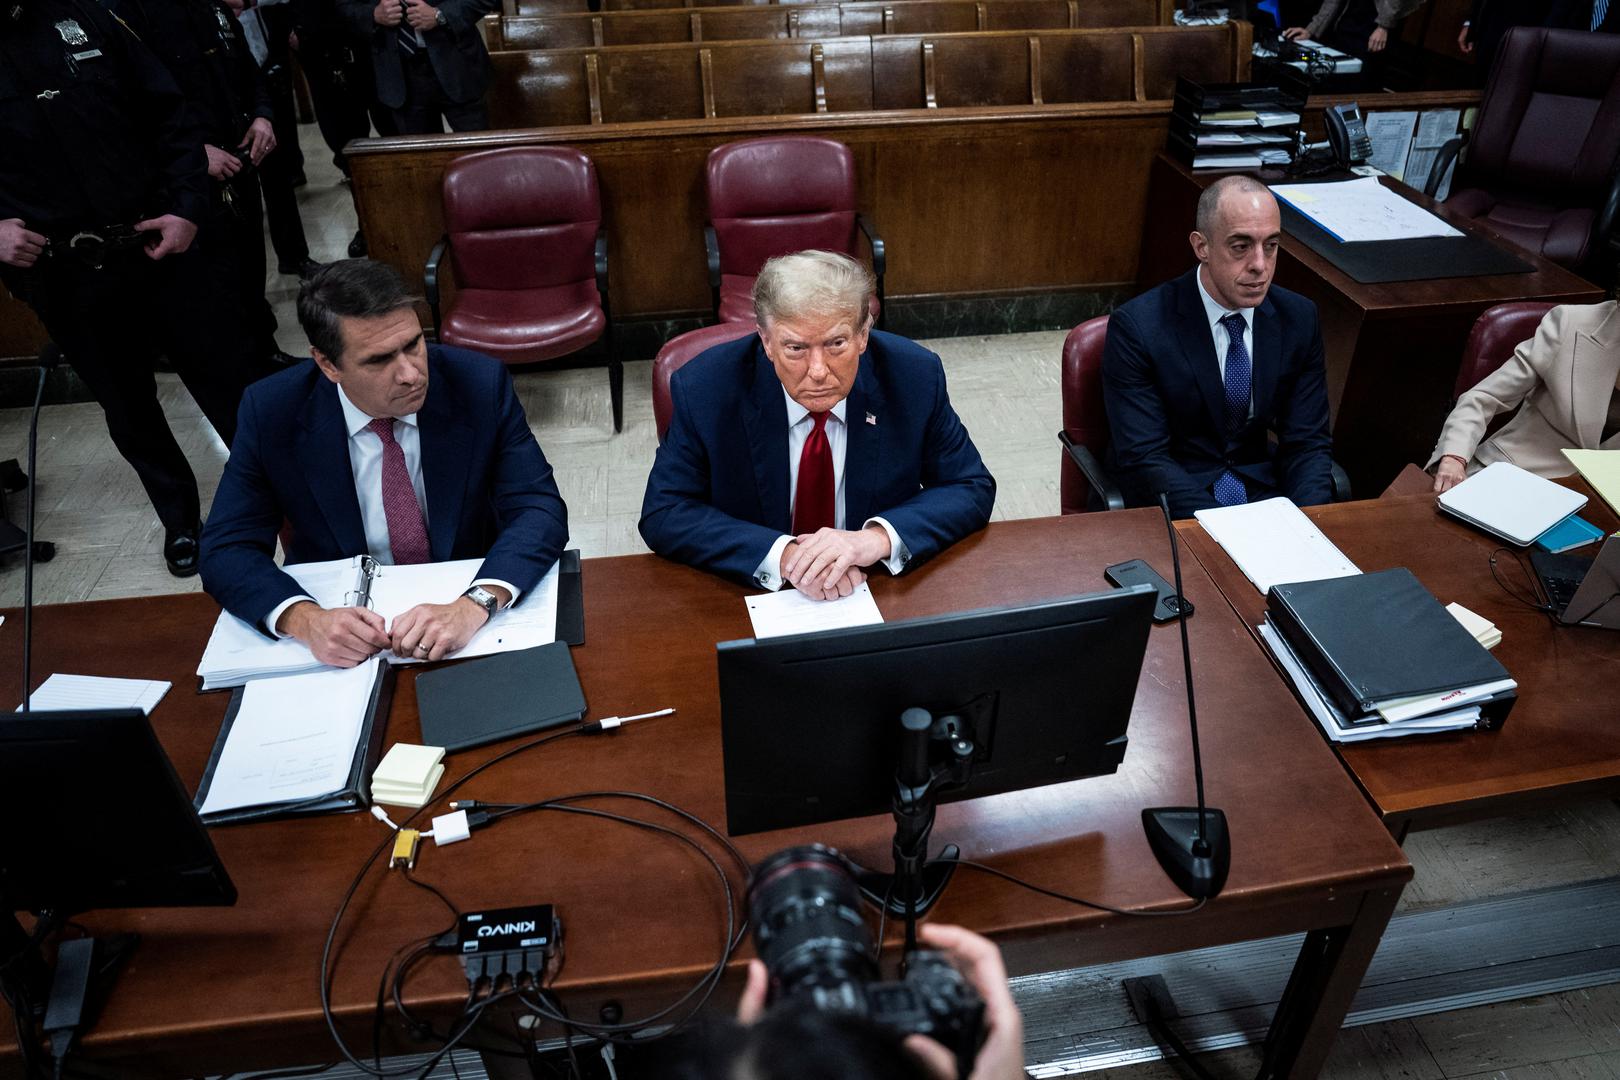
[
  {"xmin": 1141, "ymin": 493, "xmax": 1230, "ymax": 899},
  {"xmin": 19, "ymin": 344, "xmax": 59, "ymax": 714}
]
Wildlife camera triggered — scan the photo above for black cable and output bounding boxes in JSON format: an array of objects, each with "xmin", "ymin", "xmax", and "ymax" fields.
[
  {"xmin": 937, "ymin": 858, "xmax": 1207, "ymax": 917},
  {"xmin": 1489, "ymin": 548, "xmax": 1553, "ymax": 613}
]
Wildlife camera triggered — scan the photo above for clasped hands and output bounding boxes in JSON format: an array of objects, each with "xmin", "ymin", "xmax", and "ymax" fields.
[
  {"xmin": 780, "ymin": 523, "xmax": 890, "ymax": 601},
  {"xmin": 277, "ymin": 592, "xmax": 504, "ymax": 668},
  {"xmin": 373, "ymin": 0, "xmax": 441, "ymax": 31}
]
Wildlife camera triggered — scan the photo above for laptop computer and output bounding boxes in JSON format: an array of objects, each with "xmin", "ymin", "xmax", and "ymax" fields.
[{"xmin": 1529, "ymin": 534, "xmax": 1620, "ymax": 628}]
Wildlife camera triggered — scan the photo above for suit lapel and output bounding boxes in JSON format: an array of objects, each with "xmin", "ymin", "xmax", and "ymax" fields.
[
  {"xmin": 740, "ymin": 344, "xmax": 792, "ymax": 531},
  {"xmin": 1572, "ymin": 307, "xmax": 1620, "ymax": 448},
  {"xmin": 1250, "ymin": 295, "xmax": 1281, "ymax": 425},
  {"xmin": 295, "ymin": 380, "xmax": 368, "ymax": 557},
  {"xmin": 843, "ymin": 351, "xmax": 885, "ymax": 526},
  {"xmin": 417, "ymin": 353, "xmax": 472, "ymax": 561},
  {"xmin": 1173, "ymin": 271, "xmax": 1227, "ymax": 435}
]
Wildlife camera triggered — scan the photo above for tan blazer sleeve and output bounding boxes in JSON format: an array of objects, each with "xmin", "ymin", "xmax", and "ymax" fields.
[
  {"xmin": 1428, "ymin": 306, "xmax": 1567, "ymax": 468},
  {"xmin": 1305, "ymin": 0, "xmax": 1346, "ymax": 39}
]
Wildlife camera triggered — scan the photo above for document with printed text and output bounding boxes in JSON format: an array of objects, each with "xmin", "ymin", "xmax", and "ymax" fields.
[{"xmin": 746, "ymin": 582, "xmax": 884, "ymax": 639}]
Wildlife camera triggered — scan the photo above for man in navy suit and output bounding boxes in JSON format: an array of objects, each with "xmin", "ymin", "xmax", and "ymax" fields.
[
  {"xmin": 200, "ymin": 259, "xmax": 567, "ymax": 666},
  {"xmin": 640, "ymin": 250, "xmax": 995, "ymax": 600},
  {"xmin": 1102, "ymin": 176, "xmax": 1333, "ymax": 519}
]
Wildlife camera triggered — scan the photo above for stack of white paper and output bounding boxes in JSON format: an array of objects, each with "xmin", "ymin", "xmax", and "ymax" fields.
[
  {"xmin": 19, "ymin": 673, "xmax": 171, "ymax": 714},
  {"xmin": 1446, "ymin": 602, "xmax": 1502, "ymax": 649},
  {"xmin": 198, "ymin": 659, "xmax": 382, "ymax": 815},
  {"xmin": 1194, "ymin": 497, "xmax": 1361, "ymax": 595},
  {"xmin": 1258, "ymin": 624, "xmax": 1482, "ymax": 742}
]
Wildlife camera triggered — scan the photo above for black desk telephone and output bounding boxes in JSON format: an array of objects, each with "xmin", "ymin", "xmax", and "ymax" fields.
[{"xmin": 1325, "ymin": 102, "xmax": 1373, "ymax": 166}]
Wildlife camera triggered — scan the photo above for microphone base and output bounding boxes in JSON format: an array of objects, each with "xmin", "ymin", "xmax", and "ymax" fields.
[{"xmin": 1143, "ymin": 807, "xmax": 1230, "ymax": 899}]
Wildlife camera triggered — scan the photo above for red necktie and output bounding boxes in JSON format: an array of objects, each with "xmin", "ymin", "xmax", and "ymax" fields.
[
  {"xmin": 792, "ymin": 412, "xmax": 835, "ymax": 536},
  {"xmin": 366, "ymin": 417, "xmax": 431, "ymax": 565}
]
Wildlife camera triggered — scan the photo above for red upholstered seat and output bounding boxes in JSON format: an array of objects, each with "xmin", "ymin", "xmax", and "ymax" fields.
[
  {"xmin": 1059, "ymin": 316, "xmax": 1121, "ymax": 514},
  {"xmin": 653, "ymin": 322, "xmax": 760, "ymax": 442},
  {"xmin": 705, "ymin": 136, "xmax": 885, "ymax": 325},
  {"xmin": 1436, "ymin": 27, "xmax": 1620, "ymax": 273},
  {"xmin": 426, "ymin": 146, "xmax": 624, "ymax": 431},
  {"xmin": 1455, "ymin": 301, "xmax": 1556, "ymax": 398}
]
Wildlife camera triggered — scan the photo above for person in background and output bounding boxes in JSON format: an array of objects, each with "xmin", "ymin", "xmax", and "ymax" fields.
[
  {"xmin": 338, "ymin": 0, "xmax": 499, "ymax": 134},
  {"xmin": 1283, "ymin": 0, "xmax": 1423, "ymax": 56}
]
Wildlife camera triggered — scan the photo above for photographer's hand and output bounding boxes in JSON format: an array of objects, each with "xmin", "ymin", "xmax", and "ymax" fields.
[
  {"xmin": 903, "ymin": 924, "xmax": 1026, "ymax": 1080},
  {"xmin": 736, "ymin": 959, "xmax": 769, "ymax": 1024}
]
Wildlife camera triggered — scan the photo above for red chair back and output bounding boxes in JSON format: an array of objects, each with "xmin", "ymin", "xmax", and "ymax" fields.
[
  {"xmin": 442, "ymin": 147, "xmax": 601, "ymax": 291},
  {"xmin": 654, "ymin": 322, "xmax": 760, "ymax": 442},
  {"xmin": 1060, "ymin": 316, "xmax": 1111, "ymax": 514},
  {"xmin": 706, "ymin": 137, "xmax": 860, "ymax": 277},
  {"xmin": 1455, "ymin": 301, "xmax": 1556, "ymax": 398}
]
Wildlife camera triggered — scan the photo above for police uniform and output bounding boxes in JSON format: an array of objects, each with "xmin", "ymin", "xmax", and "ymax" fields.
[
  {"xmin": 114, "ymin": 0, "xmax": 293, "ymax": 361},
  {"xmin": 0, "ymin": 0, "xmax": 265, "ymax": 570}
]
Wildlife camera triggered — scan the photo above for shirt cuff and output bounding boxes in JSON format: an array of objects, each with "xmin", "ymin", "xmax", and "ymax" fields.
[
  {"xmin": 267, "ymin": 594, "xmax": 317, "ymax": 639},
  {"xmin": 864, "ymin": 517, "xmax": 911, "ymax": 576},
  {"xmin": 471, "ymin": 578, "xmax": 521, "ymax": 608},
  {"xmin": 752, "ymin": 535, "xmax": 795, "ymax": 591}
]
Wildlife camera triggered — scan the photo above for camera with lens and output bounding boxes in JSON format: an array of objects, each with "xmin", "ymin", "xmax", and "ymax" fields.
[{"xmin": 747, "ymin": 844, "xmax": 985, "ymax": 1074}]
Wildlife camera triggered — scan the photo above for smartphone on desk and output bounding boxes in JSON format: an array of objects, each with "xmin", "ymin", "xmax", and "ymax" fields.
[{"xmin": 1105, "ymin": 560, "xmax": 1192, "ymax": 623}]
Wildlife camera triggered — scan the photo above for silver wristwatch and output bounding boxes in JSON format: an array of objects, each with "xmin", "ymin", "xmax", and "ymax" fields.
[{"xmin": 462, "ymin": 584, "xmax": 499, "ymax": 616}]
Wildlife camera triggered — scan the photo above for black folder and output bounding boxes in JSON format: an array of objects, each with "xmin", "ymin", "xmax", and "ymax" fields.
[
  {"xmin": 1267, "ymin": 568, "xmax": 1516, "ymax": 728},
  {"xmin": 415, "ymin": 641, "xmax": 587, "ymax": 753},
  {"xmin": 193, "ymin": 663, "xmax": 396, "ymax": 825}
]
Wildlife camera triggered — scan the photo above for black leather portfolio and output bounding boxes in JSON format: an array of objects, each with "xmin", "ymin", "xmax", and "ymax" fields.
[
  {"xmin": 415, "ymin": 641, "xmax": 587, "ymax": 752},
  {"xmin": 1267, "ymin": 568, "xmax": 1516, "ymax": 728},
  {"xmin": 194, "ymin": 663, "xmax": 396, "ymax": 825}
]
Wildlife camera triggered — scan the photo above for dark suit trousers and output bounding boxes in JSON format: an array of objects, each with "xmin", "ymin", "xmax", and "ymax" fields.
[
  {"xmin": 391, "ymin": 48, "xmax": 488, "ymax": 134},
  {"xmin": 258, "ymin": 57, "xmax": 312, "ymax": 268},
  {"xmin": 5, "ymin": 247, "xmax": 266, "ymax": 529}
]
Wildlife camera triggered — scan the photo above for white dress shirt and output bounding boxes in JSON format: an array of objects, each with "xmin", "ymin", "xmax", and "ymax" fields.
[
  {"xmin": 1194, "ymin": 269, "xmax": 1256, "ymax": 421},
  {"xmin": 752, "ymin": 390, "xmax": 910, "ymax": 591},
  {"xmin": 265, "ymin": 386, "xmax": 517, "ymax": 635}
]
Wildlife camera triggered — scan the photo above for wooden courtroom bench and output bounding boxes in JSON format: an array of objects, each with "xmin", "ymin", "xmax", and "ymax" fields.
[
  {"xmin": 481, "ymin": 23, "xmax": 1246, "ymax": 127},
  {"xmin": 487, "ymin": 0, "xmax": 1165, "ymax": 50},
  {"xmin": 500, "ymin": 0, "xmax": 1154, "ymax": 19}
]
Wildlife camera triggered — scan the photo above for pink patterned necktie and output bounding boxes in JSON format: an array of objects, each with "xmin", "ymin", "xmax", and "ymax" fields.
[{"xmin": 366, "ymin": 417, "xmax": 430, "ymax": 565}]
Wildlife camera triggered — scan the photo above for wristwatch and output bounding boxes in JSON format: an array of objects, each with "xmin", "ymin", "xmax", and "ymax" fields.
[
  {"xmin": 433, "ymin": 7, "xmax": 447, "ymax": 26},
  {"xmin": 462, "ymin": 584, "xmax": 499, "ymax": 617}
]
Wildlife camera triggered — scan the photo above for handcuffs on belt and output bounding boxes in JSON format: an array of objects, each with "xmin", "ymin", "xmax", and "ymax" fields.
[{"xmin": 44, "ymin": 224, "xmax": 148, "ymax": 270}]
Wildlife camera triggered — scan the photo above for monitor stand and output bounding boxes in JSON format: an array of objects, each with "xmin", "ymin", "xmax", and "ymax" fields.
[
  {"xmin": 1, "ymin": 910, "xmax": 138, "ymax": 1068},
  {"xmin": 852, "ymin": 707, "xmax": 976, "ymax": 960}
]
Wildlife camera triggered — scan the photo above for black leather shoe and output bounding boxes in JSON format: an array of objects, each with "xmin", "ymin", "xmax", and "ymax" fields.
[
  {"xmin": 278, "ymin": 258, "xmax": 324, "ymax": 280},
  {"xmin": 347, "ymin": 230, "xmax": 367, "ymax": 258},
  {"xmin": 165, "ymin": 526, "xmax": 200, "ymax": 578}
]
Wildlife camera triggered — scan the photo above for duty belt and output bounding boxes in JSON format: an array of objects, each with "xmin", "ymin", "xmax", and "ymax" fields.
[{"xmin": 45, "ymin": 225, "xmax": 148, "ymax": 270}]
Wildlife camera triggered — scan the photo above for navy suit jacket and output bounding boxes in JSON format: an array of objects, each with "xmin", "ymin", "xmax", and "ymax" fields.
[
  {"xmin": 1101, "ymin": 270, "xmax": 1334, "ymax": 519},
  {"xmin": 639, "ymin": 330, "xmax": 995, "ymax": 585},
  {"xmin": 338, "ymin": 0, "xmax": 497, "ymax": 110},
  {"xmin": 200, "ymin": 346, "xmax": 568, "ymax": 632}
]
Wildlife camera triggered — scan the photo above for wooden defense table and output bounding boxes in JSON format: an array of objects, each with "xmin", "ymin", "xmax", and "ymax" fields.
[
  {"xmin": 0, "ymin": 511, "xmax": 1409, "ymax": 1078},
  {"xmin": 1180, "ymin": 481, "xmax": 1620, "ymax": 838},
  {"xmin": 1135, "ymin": 152, "xmax": 1605, "ymax": 498}
]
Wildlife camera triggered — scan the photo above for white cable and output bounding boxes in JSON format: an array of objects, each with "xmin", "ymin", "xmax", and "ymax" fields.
[{"xmin": 370, "ymin": 805, "xmax": 400, "ymax": 830}]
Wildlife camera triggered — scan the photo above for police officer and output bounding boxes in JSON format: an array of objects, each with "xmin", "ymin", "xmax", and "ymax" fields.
[
  {"xmin": 114, "ymin": 0, "xmax": 303, "ymax": 366},
  {"xmin": 0, "ymin": 0, "xmax": 264, "ymax": 575}
]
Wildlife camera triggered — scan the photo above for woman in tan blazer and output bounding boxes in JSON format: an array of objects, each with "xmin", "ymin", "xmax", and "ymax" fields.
[{"xmin": 1431, "ymin": 301, "xmax": 1620, "ymax": 493}]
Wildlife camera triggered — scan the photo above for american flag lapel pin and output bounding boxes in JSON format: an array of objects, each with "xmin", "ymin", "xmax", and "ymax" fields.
[{"xmin": 865, "ymin": 412, "xmax": 877, "ymax": 425}]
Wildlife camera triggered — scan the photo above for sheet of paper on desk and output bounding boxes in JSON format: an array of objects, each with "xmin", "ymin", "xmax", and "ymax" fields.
[
  {"xmin": 388, "ymin": 561, "xmax": 559, "ymax": 665},
  {"xmin": 19, "ymin": 673, "xmax": 171, "ymax": 714},
  {"xmin": 1364, "ymin": 111, "xmax": 1417, "ymax": 179},
  {"xmin": 1562, "ymin": 449, "xmax": 1620, "ymax": 517},
  {"xmin": 1270, "ymin": 177, "xmax": 1461, "ymax": 242},
  {"xmin": 745, "ymin": 581, "xmax": 884, "ymax": 639},
  {"xmin": 198, "ymin": 659, "xmax": 380, "ymax": 815},
  {"xmin": 1195, "ymin": 497, "xmax": 1361, "ymax": 595}
]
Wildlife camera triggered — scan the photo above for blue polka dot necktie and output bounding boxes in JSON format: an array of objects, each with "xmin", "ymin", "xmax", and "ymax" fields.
[{"xmin": 1213, "ymin": 311, "xmax": 1251, "ymax": 507}]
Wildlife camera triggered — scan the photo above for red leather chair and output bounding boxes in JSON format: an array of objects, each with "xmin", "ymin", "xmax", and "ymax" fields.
[
  {"xmin": 424, "ymin": 147, "xmax": 622, "ymax": 431},
  {"xmin": 704, "ymin": 136, "xmax": 885, "ymax": 326},
  {"xmin": 1058, "ymin": 316, "xmax": 1124, "ymax": 514},
  {"xmin": 1455, "ymin": 301, "xmax": 1556, "ymax": 398},
  {"xmin": 653, "ymin": 322, "xmax": 759, "ymax": 442},
  {"xmin": 1425, "ymin": 27, "xmax": 1620, "ymax": 275}
]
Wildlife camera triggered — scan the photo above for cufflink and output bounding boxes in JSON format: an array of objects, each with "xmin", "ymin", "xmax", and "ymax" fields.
[{"xmin": 756, "ymin": 572, "xmax": 770, "ymax": 585}]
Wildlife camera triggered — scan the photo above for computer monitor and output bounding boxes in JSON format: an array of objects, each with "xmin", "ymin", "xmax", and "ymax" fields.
[
  {"xmin": 717, "ymin": 585, "xmax": 1158, "ymax": 837},
  {"xmin": 0, "ymin": 708, "xmax": 236, "ymax": 915}
]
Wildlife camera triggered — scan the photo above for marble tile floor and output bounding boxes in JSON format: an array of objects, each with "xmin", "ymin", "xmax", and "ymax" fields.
[{"xmin": 6, "ymin": 121, "xmax": 1618, "ymax": 1078}]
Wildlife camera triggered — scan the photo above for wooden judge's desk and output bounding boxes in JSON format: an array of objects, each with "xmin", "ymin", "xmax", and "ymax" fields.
[{"xmin": 0, "ymin": 511, "xmax": 1410, "ymax": 1079}]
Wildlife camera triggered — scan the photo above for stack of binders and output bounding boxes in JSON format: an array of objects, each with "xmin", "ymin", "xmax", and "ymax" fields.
[
  {"xmin": 1168, "ymin": 72, "xmax": 1308, "ymax": 170},
  {"xmin": 1258, "ymin": 568, "xmax": 1517, "ymax": 743}
]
